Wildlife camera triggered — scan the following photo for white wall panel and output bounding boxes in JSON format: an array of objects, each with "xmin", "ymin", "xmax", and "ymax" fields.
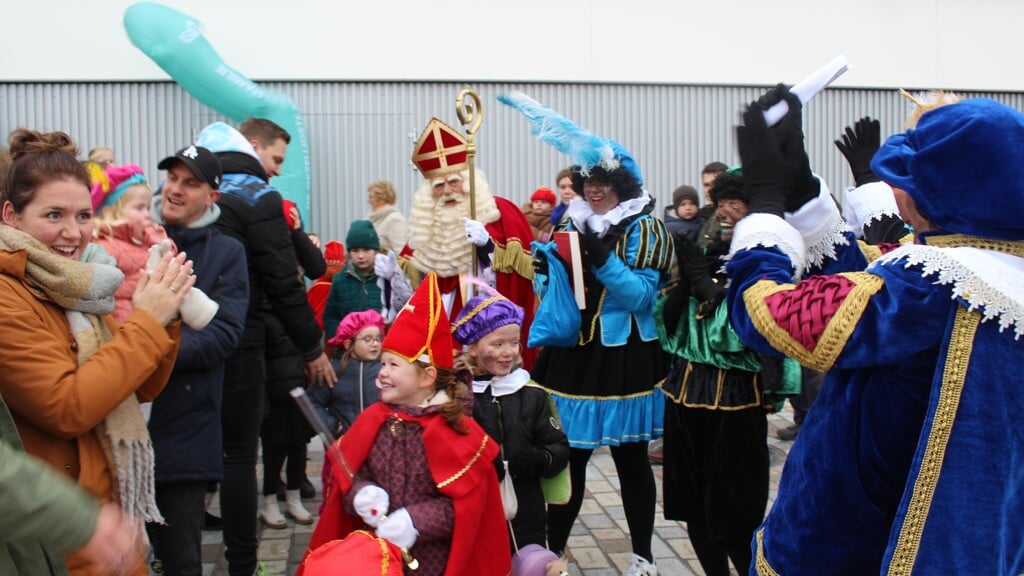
[{"xmin": 3, "ymin": 81, "xmax": 1022, "ymax": 244}]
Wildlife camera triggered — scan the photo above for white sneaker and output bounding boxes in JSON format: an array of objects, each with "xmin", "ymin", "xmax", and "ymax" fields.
[{"xmin": 622, "ymin": 553, "xmax": 657, "ymax": 576}]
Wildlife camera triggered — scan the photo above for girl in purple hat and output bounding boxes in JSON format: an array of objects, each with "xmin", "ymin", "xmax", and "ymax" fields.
[{"xmin": 452, "ymin": 292, "xmax": 570, "ymax": 575}]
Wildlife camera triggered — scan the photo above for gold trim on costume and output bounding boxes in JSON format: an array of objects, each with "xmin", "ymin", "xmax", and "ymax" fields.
[
  {"xmin": 546, "ymin": 387, "xmax": 657, "ymax": 401},
  {"xmin": 492, "ymin": 237, "xmax": 535, "ymax": 280},
  {"xmin": 755, "ymin": 528, "xmax": 781, "ymax": 576},
  {"xmin": 743, "ymin": 272, "xmax": 884, "ymax": 372},
  {"xmin": 335, "ymin": 438, "xmax": 355, "ymax": 480},
  {"xmin": 376, "ymin": 533, "xmax": 390, "ymax": 576},
  {"xmin": 920, "ymin": 233, "xmax": 1024, "ymax": 258},
  {"xmin": 667, "ymin": 363, "xmax": 763, "ymax": 410},
  {"xmin": 450, "ymin": 295, "xmax": 504, "ymax": 331},
  {"xmin": 857, "ymin": 239, "xmax": 884, "ymax": 263},
  {"xmin": 437, "ymin": 434, "xmax": 489, "ymax": 489},
  {"xmin": 886, "ymin": 307, "xmax": 979, "ymax": 576}
]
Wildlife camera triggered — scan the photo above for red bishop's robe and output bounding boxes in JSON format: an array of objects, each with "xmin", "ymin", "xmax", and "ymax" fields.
[{"xmin": 297, "ymin": 402, "xmax": 511, "ymax": 576}]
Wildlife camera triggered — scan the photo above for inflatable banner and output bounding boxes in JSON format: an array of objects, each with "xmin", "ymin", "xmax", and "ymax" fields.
[{"xmin": 124, "ymin": 1, "xmax": 311, "ymax": 218}]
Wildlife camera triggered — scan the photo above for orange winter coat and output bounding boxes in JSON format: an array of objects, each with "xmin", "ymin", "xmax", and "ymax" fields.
[{"xmin": 0, "ymin": 249, "xmax": 180, "ymax": 576}]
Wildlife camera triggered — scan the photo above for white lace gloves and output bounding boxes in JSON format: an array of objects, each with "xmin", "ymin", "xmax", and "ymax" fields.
[
  {"xmin": 374, "ymin": 251, "xmax": 401, "ymax": 282},
  {"xmin": 353, "ymin": 484, "xmax": 389, "ymax": 528},
  {"xmin": 462, "ymin": 217, "xmax": 491, "ymax": 247},
  {"xmin": 146, "ymin": 239, "xmax": 219, "ymax": 330},
  {"xmin": 353, "ymin": 485, "xmax": 419, "ymax": 549},
  {"xmin": 376, "ymin": 508, "xmax": 419, "ymax": 550}
]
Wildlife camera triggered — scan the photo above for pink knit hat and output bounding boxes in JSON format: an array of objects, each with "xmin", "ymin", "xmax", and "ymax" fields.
[
  {"xmin": 328, "ymin": 310, "xmax": 385, "ymax": 347},
  {"xmin": 90, "ymin": 164, "xmax": 147, "ymax": 212}
]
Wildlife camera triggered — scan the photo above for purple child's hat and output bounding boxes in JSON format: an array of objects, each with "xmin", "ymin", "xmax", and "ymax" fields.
[{"xmin": 451, "ymin": 293, "xmax": 524, "ymax": 346}]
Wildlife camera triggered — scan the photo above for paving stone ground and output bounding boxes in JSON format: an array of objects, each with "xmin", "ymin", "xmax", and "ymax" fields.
[{"xmin": 194, "ymin": 408, "xmax": 796, "ymax": 576}]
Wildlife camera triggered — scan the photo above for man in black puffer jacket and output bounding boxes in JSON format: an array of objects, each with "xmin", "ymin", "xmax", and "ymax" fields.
[{"xmin": 197, "ymin": 119, "xmax": 334, "ymax": 576}]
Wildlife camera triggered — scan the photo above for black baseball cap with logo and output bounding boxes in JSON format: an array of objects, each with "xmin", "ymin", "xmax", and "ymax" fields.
[{"xmin": 157, "ymin": 145, "xmax": 222, "ymax": 189}]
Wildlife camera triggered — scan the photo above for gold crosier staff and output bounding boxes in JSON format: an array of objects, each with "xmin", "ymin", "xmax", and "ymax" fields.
[{"xmin": 456, "ymin": 86, "xmax": 483, "ymax": 293}]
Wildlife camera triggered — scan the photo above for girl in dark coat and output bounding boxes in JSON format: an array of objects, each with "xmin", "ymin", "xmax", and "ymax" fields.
[
  {"xmin": 307, "ymin": 310, "xmax": 384, "ymax": 510},
  {"xmin": 452, "ymin": 292, "xmax": 570, "ymax": 557}
]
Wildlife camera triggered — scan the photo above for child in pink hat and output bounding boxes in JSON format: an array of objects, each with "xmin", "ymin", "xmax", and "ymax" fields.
[
  {"xmin": 90, "ymin": 164, "xmax": 169, "ymax": 323},
  {"xmin": 306, "ymin": 309, "xmax": 385, "ymax": 512}
]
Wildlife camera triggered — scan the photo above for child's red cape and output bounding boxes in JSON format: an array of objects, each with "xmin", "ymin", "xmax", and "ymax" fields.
[{"xmin": 296, "ymin": 402, "xmax": 511, "ymax": 576}]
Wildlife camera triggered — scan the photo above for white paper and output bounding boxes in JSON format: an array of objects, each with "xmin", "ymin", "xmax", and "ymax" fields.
[{"xmin": 764, "ymin": 55, "xmax": 849, "ymax": 126}]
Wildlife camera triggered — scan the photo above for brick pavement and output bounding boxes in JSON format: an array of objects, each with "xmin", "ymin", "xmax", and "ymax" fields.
[{"xmin": 195, "ymin": 409, "xmax": 796, "ymax": 576}]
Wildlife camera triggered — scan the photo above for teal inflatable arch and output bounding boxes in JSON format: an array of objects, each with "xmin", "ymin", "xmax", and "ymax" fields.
[{"xmin": 124, "ymin": 1, "xmax": 311, "ymax": 219}]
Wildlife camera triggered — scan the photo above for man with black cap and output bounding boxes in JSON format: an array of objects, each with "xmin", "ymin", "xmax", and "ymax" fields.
[
  {"xmin": 146, "ymin": 144, "xmax": 250, "ymax": 576},
  {"xmin": 726, "ymin": 88, "xmax": 1024, "ymax": 574}
]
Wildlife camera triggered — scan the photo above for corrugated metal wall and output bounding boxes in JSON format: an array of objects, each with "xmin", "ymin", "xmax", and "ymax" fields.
[{"xmin": 3, "ymin": 81, "xmax": 1022, "ymax": 243}]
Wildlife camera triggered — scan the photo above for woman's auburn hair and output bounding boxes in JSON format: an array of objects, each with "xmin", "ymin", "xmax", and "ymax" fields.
[
  {"xmin": 5, "ymin": 128, "xmax": 90, "ymax": 212},
  {"xmin": 414, "ymin": 360, "xmax": 469, "ymax": 434}
]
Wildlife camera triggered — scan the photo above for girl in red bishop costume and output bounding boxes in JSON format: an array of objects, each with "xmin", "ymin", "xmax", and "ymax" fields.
[{"xmin": 298, "ymin": 272, "xmax": 511, "ymax": 576}]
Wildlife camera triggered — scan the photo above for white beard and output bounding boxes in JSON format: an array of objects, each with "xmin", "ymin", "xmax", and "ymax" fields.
[{"xmin": 407, "ymin": 170, "xmax": 501, "ymax": 278}]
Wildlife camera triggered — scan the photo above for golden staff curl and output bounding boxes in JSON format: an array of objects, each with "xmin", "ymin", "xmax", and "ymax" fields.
[{"xmin": 456, "ymin": 86, "xmax": 483, "ymax": 281}]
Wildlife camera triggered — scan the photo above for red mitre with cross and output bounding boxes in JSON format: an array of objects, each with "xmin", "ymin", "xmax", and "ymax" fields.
[
  {"xmin": 381, "ymin": 272, "xmax": 455, "ymax": 369},
  {"xmin": 411, "ymin": 118, "xmax": 469, "ymax": 179}
]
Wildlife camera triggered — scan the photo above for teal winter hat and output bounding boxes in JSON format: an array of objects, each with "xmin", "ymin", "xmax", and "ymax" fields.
[{"xmin": 346, "ymin": 220, "xmax": 380, "ymax": 251}]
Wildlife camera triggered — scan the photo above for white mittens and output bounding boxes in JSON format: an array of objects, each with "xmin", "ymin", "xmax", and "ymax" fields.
[
  {"xmin": 462, "ymin": 217, "xmax": 491, "ymax": 247},
  {"xmin": 146, "ymin": 239, "xmax": 219, "ymax": 330},
  {"xmin": 353, "ymin": 484, "xmax": 390, "ymax": 528},
  {"xmin": 374, "ymin": 251, "xmax": 400, "ymax": 282},
  {"xmin": 375, "ymin": 507, "xmax": 418, "ymax": 550}
]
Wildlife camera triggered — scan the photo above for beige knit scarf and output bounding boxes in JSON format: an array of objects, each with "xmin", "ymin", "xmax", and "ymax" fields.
[{"xmin": 0, "ymin": 225, "xmax": 164, "ymax": 523}]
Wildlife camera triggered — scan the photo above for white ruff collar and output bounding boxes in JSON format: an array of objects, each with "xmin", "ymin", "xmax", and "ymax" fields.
[
  {"xmin": 472, "ymin": 368, "xmax": 530, "ymax": 397},
  {"xmin": 567, "ymin": 189, "xmax": 651, "ymax": 237},
  {"xmin": 872, "ymin": 244, "xmax": 1024, "ymax": 339}
]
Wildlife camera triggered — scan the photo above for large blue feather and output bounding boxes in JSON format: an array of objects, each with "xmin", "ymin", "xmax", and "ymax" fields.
[{"xmin": 497, "ymin": 91, "xmax": 617, "ymax": 176}]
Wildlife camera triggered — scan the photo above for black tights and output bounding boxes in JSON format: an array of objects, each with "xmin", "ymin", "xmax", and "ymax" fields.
[
  {"xmin": 261, "ymin": 401, "xmax": 309, "ymax": 494},
  {"xmin": 547, "ymin": 443, "xmax": 656, "ymax": 562},
  {"xmin": 687, "ymin": 516, "xmax": 753, "ymax": 576}
]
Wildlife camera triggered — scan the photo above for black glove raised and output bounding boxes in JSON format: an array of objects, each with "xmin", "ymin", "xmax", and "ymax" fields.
[
  {"xmin": 737, "ymin": 102, "xmax": 788, "ymax": 217},
  {"xmin": 508, "ymin": 448, "xmax": 549, "ymax": 480},
  {"xmin": 756, "ymin": 84, "xmax": 819, "ymax": 212},
  {"xmin": 834, "ymin": 116, "xmax": 882, "ymax": 187}
]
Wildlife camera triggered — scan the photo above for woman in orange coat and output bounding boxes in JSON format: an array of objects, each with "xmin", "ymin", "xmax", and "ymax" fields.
[{"xmin": 0, "ymin": 129, "xmax": 190, "ymax": 575}]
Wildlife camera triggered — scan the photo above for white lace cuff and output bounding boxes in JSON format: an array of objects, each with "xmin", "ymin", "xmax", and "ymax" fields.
[
  {"xmin": 730, "ymin": 213, "xmax": 807, "ymax": 279},
  {"xmin": 844, "ymin": 181, "xmax": 899, "ymax": 233},
  {"xmin": 785, "ymin": 178, "xmax": 850, "ymax": 271}
]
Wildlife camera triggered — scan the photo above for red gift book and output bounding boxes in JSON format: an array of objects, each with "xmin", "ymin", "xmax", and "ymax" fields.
[{"xmin": 552, "ymin": 230, "xmax": 586, "ymax": 309}]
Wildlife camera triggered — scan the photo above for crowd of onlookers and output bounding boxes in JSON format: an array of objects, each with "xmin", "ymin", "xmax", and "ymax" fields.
[{"xmin": 4, "ymin": 85, "xmax": 1024, "ymax": 576}]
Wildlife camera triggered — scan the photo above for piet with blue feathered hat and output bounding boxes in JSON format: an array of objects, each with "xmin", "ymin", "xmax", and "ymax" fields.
[{"xmin": 498, "ymin": 91, "xmax": 673, "ymax": 575}]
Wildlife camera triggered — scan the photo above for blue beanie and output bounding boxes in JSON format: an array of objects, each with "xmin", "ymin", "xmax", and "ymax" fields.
[{"xmin": 871, "ymin": 98, "xmax": 1024, "ymax": 240}]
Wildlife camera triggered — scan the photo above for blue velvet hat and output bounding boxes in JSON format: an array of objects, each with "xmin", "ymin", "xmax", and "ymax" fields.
[{"xmin": 871, "ymin": 98, "xmax": 1024, "ymax": 240}]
